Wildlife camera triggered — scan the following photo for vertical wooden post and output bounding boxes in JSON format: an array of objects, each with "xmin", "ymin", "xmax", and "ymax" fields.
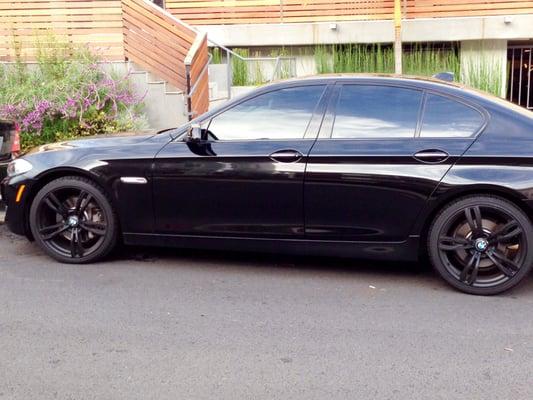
[
  {"xmin": 185, "ymin": 63, "xmax": 192, "ymax": 121},
  {"xmin": 394, "ymin": 0, "xmax": 402, "ymax": 75}
]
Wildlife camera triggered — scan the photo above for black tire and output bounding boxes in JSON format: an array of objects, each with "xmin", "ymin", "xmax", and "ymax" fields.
[
  {"xmin": 29, "ymin": 176, "xmax": 118, "ymax": 264},
  {"xmin": 428, "ymin": 195, "xmax": 533, "ymax": 295}
]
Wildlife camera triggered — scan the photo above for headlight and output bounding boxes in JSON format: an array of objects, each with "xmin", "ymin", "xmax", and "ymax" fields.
[{"xmin": 7, "ymin": 158, "xmax": 33, "ymax": 177}]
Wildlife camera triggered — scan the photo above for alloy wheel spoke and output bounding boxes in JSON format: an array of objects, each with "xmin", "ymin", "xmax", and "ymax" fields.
[
  {"xmin": 438, "ymin": 236, "xmax": 473, "ymax": 251},
  {"xmin": 75, "ymin": 191, "xmax": 93, "ymax": 216},
  {"xmin": 487, "ymin": 250, "xmax": 520, "ymax": 277},
  {"xmin": 70, "ymin": 229, "xmax": 84, "ymax": 258},
  {"xmin": 460, "ymin": 252, "xmax": 481, "ymax": 285},
  {"xmin": 80, "ymin": 221, "xmax": 106, "ymax": 236},
  {"xmin": 489, "ymin": 220, "xmax": 522, "ymax": 244},
  {"xmin": 40, "ymin": 223, "xmax": 70, "ymax": 241},
  {"xmin": 465, "ymin": 206, "xmax": 483, "ymax": 236},
  {"xmin": 44, "ymin": 193, "xmax": 68, "ymax": 218}
]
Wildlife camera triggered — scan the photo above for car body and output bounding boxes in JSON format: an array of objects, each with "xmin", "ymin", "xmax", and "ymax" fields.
[{"xmin": 2, "ymin": 75, "xmax": 533, "ymax": 295}]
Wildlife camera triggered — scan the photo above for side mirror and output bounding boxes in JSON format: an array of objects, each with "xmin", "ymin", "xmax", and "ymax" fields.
[{"xmin": 187, "ymin": 124, "xmax": 203, "ymax": 141}]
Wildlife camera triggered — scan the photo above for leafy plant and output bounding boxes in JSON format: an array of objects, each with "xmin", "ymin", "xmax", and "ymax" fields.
[{"xmin": 0, "ymin": 36, "xmax": 147, "ymax": 151}]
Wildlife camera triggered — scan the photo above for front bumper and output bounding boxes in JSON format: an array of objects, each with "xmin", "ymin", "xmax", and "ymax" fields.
[{"xmin": 1, "ymin": 175, "xmax": 34, "ymax": 237}]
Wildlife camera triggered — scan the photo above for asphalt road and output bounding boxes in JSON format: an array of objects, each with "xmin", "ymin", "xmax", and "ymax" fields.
[{"xmin": 1, "ymin": 224, "xmax": 533, "ymax": 400}]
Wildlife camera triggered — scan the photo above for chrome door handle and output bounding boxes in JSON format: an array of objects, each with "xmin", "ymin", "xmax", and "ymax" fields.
[
  {"xmin": 413, "ymin": 149, "xmax": 449, "ymax": 163},
  {"xmin": 269, "ymin": 149, "xmax": 303, "ymax": 163}
]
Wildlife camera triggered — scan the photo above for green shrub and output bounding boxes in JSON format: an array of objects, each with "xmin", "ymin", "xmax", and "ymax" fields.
[{"xmin": 0, "ymin": 36, "xmax": 147, "ymax": 151}]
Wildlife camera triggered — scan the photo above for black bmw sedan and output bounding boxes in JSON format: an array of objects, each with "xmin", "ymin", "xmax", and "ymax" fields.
[{"xmin": 2, "ymin": 75, "xmax": 533, "ymax": 295}]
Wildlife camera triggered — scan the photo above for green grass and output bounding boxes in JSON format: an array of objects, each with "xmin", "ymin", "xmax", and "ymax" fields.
[
  {"xmin": 231, "ymin": 48, "xmax": 250, "ymax": 86},
  {"xmin": 313, "ymin": 43, "xmax": 503, "ymax": 96},
  {"xmin": 251, "ymin": 52, "xmax": 265, "ymax": 85},
  {"xmin": 461, "ymin": 57, "xmax": 503, "ymax": 96},
  {"xmin": 210, "ymin": 47, "xmax": 223, "ymax": 64}
]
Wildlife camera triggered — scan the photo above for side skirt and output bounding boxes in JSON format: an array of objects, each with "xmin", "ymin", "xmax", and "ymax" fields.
[{"xmin": 123, "ymin": 233, "xmax": 421, "ymax": 262}]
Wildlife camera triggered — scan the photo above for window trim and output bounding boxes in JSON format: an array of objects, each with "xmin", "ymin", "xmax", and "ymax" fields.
[
  {"xmin": 326, "ymin": 82, "xmax": 425, "ymax": 140},
  {"xmin": 320, "ymin": 81, "xmax": 489, "ymax": 141},
  {"xmin": 202, "ymin": 84, "xmax": 330, "ymax": 143},
  {"xmin": 417, "ymin": 89, "xmax": 489, "ymax": 139}
]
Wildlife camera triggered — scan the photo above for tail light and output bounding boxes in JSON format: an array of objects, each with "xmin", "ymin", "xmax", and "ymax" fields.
[{"xmin": 11, "ymin": 123, "xmax": 20, "ymax": 158}]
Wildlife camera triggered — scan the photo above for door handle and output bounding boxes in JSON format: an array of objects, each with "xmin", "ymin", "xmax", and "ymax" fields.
[
  {"xmin": 413, "ymin": 149, "xmax": 449, "ymax": 163},
  {"xmin": 269, "ymin": 149, "xmax": 303, "ymax": 163}
]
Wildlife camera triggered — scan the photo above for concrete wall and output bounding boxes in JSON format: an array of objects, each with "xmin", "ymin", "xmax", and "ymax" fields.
[{"xmin": 199, "ymin": 15, "xmax": 533, "ymax": 47}]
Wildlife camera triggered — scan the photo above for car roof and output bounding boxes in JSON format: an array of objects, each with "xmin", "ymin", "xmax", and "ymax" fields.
[
  {"xmin": 281, "ymin": 73, "xmax": 463, "ymax": 88},
  {"xmin": 272, "ymin": 74, "xmax": 533, "ymax": 119}
]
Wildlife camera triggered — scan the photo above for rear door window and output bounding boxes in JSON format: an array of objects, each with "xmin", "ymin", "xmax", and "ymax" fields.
[
  {"xmin": 420, "ymin": 94, "xmax": 484, "ymax": 138},
  {"xmin": 331, "ymin": 85, "xmax": 423, "ymax": 139}
]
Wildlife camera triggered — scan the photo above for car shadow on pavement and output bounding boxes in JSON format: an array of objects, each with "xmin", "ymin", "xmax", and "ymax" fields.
[{"xmin": 112, "ymin": 244, "xmax": 533, "ymax": 297}]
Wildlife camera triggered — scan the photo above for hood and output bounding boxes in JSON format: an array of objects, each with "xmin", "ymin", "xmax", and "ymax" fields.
[{"xmin": 26, "ymin": 132, "xmax": 159, "ymax": 155}]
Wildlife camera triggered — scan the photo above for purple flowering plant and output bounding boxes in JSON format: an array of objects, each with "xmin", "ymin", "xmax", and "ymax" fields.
[{"xmin": 0, "ymin": 44, "xmax": 147, "ymax": 151}]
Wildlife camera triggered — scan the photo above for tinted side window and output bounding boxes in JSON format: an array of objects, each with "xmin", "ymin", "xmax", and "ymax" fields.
[
  {"xmin": 420, "ymin": 94, "xmax": 483, "ymax": 137},
  {"xmin": 207, "ymin": 86, "xmax": 326, "ymax": 140},
  {"xmin": 332, "ymin": 85, "xmax": 423, "ymax": 138}
]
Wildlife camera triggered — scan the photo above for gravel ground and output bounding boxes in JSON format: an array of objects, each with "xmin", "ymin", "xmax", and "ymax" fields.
[{"xmin": 0, "ymin": 223, "xmax": 532, "ymax": 400}]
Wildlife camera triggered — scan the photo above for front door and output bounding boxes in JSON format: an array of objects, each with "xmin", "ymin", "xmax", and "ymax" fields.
[
  {"xmin": 153, "ymin": 84, "xmax": 329, "ymax": 238},
  {"xmin": 305, "ymin": 83, "xmax": 486, "ymax": 242}
]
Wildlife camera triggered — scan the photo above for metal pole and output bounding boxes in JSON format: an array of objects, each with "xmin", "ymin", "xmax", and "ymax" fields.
[
  {"xmin": 394, "ymin": 0, "xmax": 402, "ymax": 75},
  {"xmin": 226, "ymin": 49, "xmax": 232, "ymax": 99}
]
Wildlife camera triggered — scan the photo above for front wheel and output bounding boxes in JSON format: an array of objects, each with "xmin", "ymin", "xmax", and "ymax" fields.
[
  {"xmin": 29, "ymin": 176, "xmax": 118, "ymax": 264},
  {"xmin": 428, "ymin": 195, "xmax": 533, "ymax": 295}
]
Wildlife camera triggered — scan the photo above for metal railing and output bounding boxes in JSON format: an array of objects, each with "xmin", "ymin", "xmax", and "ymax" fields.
[
  {"xmin": 205, "ymin": 37, "xmax": 297, "ymax": 101},
  {"xmin": 508, "ymin": 46, "xmax": 533, "ymax": 110}
]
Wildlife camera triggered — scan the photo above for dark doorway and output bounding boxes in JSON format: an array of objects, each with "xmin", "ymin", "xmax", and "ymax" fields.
[{"xmin": 507, "ymin": 45, "xmax": 533, "ymax": 110}]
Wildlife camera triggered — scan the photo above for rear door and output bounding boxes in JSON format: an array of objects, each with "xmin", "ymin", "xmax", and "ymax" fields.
[{"xmin": 304, "ymin": 82, "xmax": 486, "ymax": 242}]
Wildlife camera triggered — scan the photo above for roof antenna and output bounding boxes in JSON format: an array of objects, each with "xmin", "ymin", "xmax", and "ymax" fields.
[{"xmin": 432, "ymin": 72, "xmax": 455, "ymax": 82}]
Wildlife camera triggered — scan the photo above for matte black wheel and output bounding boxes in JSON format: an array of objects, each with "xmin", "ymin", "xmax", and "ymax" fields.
[
  {"xmin": 428, "ymin": 195, "xmax": 533, "ymax": 295},
  {"xmin": 29, "ymin": 176, "xmax": 118, "ymax": 263}
]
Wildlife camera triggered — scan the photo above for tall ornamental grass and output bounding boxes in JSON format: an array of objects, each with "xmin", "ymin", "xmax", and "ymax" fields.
[{"xmin": 313, "ymin": 43, "xmax": 503, "ymax": 96}]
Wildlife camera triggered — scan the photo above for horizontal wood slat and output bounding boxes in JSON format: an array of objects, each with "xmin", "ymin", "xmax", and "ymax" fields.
[
  {"xmin": 0, "ymin": 0, "xmax": 124, "ymax": 61},
  {"xmin": 166, "ymin": 0, "xmax": 533, "ymax": 24},
  {"xmin": 185, "ymin": 33, "xmax": 210, "ymax": 117},
  {"xmin": 122, "ymin": 0, "xmax": 210, "ymax": 113}
]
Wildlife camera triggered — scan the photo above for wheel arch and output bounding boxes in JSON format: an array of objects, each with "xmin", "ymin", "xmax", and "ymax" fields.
[{"xmin": 23, "ymin": 167, "xmax": 114, "ymax": 240}]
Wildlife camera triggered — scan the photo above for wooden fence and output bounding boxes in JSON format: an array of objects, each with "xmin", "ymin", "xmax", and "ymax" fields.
[
  {"xmin": 0, "ymin": 0, "xmax": 124, "ymax": 61},
  {"xmin": 185, "ymin": 32, "xmax": 210, "ymax": 119},
  {"xmin": 166, "ymin": 0, "xmax": 533, "ymax": 25},
  {"xmin": 0, "ymin": 0, "xmax": 210, "ymax": 116},
  {"xmin": 122, "ymin": 0, "xmax": 210, "ymax": 116},
  {"xmin": 165, "ymin": 0, "xmax": 395, "ymax": 25}
]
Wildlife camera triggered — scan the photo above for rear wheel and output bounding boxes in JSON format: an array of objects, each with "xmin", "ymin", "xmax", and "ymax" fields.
[
  {"xmin": 428, "ymin": 195, "xmax": 533, "ymax": 295},
  {"xmin": 29, "ymin": 176, "xmax": 118, "ymax": 263}
]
